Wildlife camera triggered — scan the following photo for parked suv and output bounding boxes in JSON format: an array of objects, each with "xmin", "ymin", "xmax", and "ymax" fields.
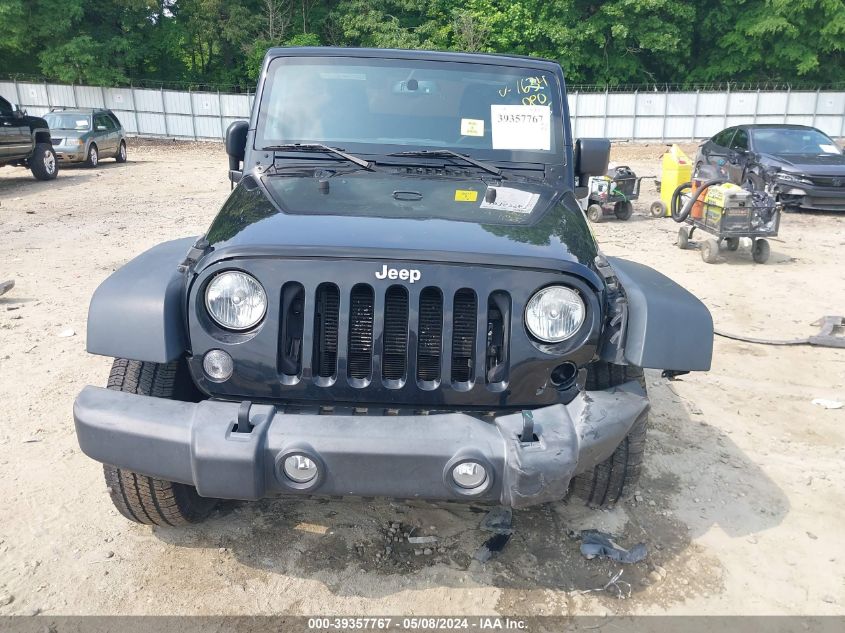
[
  {"xmin": 0, "ymin": 95, "xmax": 57, "ymax": 180},
  {"xmin": 44, "ymin": 108, "xmax": 127, "ymax": 168},
  {"xmin": 74, "ymin": 48, "xmax": 713, "ymax": 527}
]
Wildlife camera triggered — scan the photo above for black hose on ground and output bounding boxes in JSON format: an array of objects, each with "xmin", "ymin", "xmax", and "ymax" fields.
[{"xmin": 670, "ymin": 178, "xmax": 728, "ymax": 223}]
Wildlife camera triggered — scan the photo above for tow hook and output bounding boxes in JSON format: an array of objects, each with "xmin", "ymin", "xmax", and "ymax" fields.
[
  {"xmin": 234, "ymin": 401, "xmax": 254, "ymax": 434},
  {"xmin": 520, "ymin": 410, "xmax": 538, "ymax": 443}
]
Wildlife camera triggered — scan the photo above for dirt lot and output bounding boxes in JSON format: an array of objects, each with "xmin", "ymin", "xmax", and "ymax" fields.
[{"xmin": 1, "ymin": 141, "xmax": 844, "ymax": 617}]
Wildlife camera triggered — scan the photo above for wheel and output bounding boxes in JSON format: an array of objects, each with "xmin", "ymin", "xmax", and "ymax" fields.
[
  {"xmin": 569, "ymin": 362, "xmax": 648, "ymax": 507},
  {"xmin": 85, "ymin": 143, "xmax": 99, "ymax": 168},
  {"xmin": 752, "ymin": 238, "xmax": 770, "ymax": 264},
  {"xmin": 724, "ymin": 237, "xmax": 740, "ymax": 251},
  {"xmin": 587, "ymin": 204, "xmax": 604, "ymax": 223},
  {"xmin": 614, "ymin": 200, "xmax": 633, "ymax": 220},
  {"xmin": 115, "ymin": 140, "xmax": 127, "ymax": 163},
  {"xmin": 29, "ymin": 143, "xmax": 58, "ymax": 180},
  {"xmin": 678, "ymin": 226, "xmax": 689, "ymax": 250},
  {"xmin": 649, "ymin": 200, "xmax": 666, "ymax": 217},
  {"xmin": 701, "ymin": 238, "xmax": 719, "ymax": 263},
  {"xmin": 102, "ymin": 358, "xmax": 216, "ymax": 526}
]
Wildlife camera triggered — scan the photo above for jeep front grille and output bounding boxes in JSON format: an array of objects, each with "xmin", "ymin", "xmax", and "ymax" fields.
[{"xmin": 280, "ymin": 282, "xmax": 511, "ymax": 389}]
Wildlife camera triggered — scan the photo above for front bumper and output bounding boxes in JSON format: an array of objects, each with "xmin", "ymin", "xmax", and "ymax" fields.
[
  {"xmin": 53, "ymin": 144, "xmax": 86, "ymax": 162},
  {"xmin": 73, "ymin": 383, "xmax": 648, "ymax": 509},
  {"xmin": 778, "ymin": 181, "xmax": 845, "ymax": 211}
]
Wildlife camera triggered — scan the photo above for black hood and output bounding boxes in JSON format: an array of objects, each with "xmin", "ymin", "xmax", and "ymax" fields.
[
  {"xmin": 759, "ymin": 151, "xmax": 845, "ymax": 176},
  {"xmin": 199, "ymin": 170, "xmax": 599, "ymax": 279}
]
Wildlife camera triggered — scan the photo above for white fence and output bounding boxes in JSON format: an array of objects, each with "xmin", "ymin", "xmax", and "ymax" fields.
[
  {"xmin": 0, "ymin": 79, "xmax": 254, "ymax": 141},
  {"xmin": 570, "ymin": 88, "xmax": 845, "ymax": 141},
  {"xmin": 2, "ymin": 78, "xmax": 843, "ymax": 141}
]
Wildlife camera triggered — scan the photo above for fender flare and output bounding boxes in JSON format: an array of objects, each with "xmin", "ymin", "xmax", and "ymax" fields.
[
  {"xmin": 608, "ymin": 257, "xmax": 713, "ymax": 372},
  {"xmin": 86, "ymin": 237, "xmax": 196, "ymax": 363}
]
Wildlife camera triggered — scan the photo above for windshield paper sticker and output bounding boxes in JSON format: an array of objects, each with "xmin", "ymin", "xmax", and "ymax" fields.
[
  {"xmin": 480, "ymin": 187, "xmax": 539, "ymax": 214},
  {"xmin": 819, "ymin": 144, "xmax": 839, "ymax": 154},
  {"xmin": 491, "ymin": 105, "xmax": 550, "ymax": 151},
  {"xmin": 455, "ymin": 189, "xmax": 479, "ymax": 202},
  {"xmin": 460, "ymin": 118, "xmax": 485, "ymax": 137}
]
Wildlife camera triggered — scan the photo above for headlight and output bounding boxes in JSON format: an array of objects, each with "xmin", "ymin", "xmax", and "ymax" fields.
[
  {"xmin": 525, "ymin": 286, "xmax": 585, "ymax": 343},
  {"xmin": 205, "ymin": 271, "xmax": 267, "ymax": 330},
  {"xmin": 778, "ymin": 172, "xmax": 812, "ymax": 185}
]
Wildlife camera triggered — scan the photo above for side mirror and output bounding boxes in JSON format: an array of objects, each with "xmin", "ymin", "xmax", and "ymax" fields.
[
  {"xmin": 574, "ymin": 138, "xmax": 611, "ymax": 188},
  {"xmin": 12, "ymin": 104, "xmax": 25, "ymax": 119},
  {"xmin": 225, "ymin": 120, "xmax": 249, "ymax": 186}
]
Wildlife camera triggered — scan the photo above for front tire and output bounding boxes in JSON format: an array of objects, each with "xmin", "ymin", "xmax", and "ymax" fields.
[
  {"xmin": 30, "ymin": 143, "xmax": 58, "ymax": 181},
  {"xmin": 102, "ymin": 358, "xmax": 216, "ymax": 526},
  {"xmin": 752, "ymin": 238, "xmax": 770, "ymax": 264},
  {"xmin": 587, "ymin": 204, "xmax": 604, "ymax": 223},
  {"xmin": 614, "ymin": 200, "xmax": 633, "ymax": 220},
  {"xmin": 85, "ymin": 143, "xmax": 99, "ymax": 168},
  {"xmin": 570, "ymin": 362, "xmax": 648, "ymax": 507}
]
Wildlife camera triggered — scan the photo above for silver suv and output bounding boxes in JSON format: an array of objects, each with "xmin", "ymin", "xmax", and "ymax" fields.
[{"xmin": 44, "ymin": 108, "xmax": 127, "ymax": 168}]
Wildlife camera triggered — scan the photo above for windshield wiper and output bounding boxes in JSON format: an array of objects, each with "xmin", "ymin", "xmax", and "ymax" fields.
[
  {"xmin": 262, "ymin": 143, "xmax": 374, "ymax": 171},
  {"xmin": 387, "ymin": 149, "xmax": 502, "ymax": 177}
]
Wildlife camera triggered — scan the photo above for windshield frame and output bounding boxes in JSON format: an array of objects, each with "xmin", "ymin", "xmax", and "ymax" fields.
[{"xmin": 253, "ymin": 54, "xmax": 567, "ymax": 166}]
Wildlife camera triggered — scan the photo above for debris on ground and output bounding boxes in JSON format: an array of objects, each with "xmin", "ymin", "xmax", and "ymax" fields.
[
  {"xmin": 0, "ymin": 280, "xmax": 13, "ymax": 297},
  {"xmin": 57, "ymin": 328, "xmax": 76, "ymax": 338},
  {"xmin": 811, "ymin": 398, "xmax": 843, "ymax": 410},
  {"xmin": 480, "ymin": 507, "xmax": 513, "ymax": 534},
  {"xmin": 407, "ymin": 535, "xmax": 438, "ymax": 545},
  {"xmin": 474, "ymin": 533, "xmax": 511, "ymax": 562},
  {"xmin": 580, "ymin": 530, "xmax": 647, "ymax": 564},
  {"xmin": 578, "ymin": 569, "xmax": 632, "ymax": 600}
]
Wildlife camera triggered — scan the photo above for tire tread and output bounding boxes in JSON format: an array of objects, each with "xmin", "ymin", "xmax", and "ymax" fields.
[
  {"xmin": 570, "ymin": 362, "xmax": 648, "ymax": 507},
  {"xmin": 102, "ymin": 358, "xmax": 215, "ymax": 526}
]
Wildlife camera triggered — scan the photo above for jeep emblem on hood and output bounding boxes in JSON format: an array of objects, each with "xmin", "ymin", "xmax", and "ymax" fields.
[{"xmin": 375, "ymin": 264, "xmax": 421, "ymax": 283}]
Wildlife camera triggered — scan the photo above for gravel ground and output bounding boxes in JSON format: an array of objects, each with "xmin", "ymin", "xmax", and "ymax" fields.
[{"xmin": 0, "ymin": 140, "xmax": 843, "ymax": 617}]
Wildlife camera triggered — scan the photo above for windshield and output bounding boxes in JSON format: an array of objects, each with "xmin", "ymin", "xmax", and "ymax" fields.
[
  {"xmin": 256, "ymin": 57, "xmax": 564, "ymax": 162},
  {"xmin": 752, "ymin": 128, "xmax": 841, "ymax": 155},
  {"xmin": 45, "ymin": 113, "xmax": 91, "ymax": 131}
]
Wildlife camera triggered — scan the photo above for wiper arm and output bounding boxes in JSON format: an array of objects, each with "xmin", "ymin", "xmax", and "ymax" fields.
[
  {"xmin": 262, "ymin": 143, "xmax": 374, "ymax": 171},
  {"xmin": 387, "ymin": 149, "xmax": 502, "ymax": 177}
]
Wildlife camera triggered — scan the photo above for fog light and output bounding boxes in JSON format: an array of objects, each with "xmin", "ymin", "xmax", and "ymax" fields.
[
  {"xmin": 203, "ymin": 349, "xmax": 233, "ymax": 382},
  {"xmin": 284, "ymin": 454, "xmax": 318, "ymax": 483},
  {"xmin": 452, "ymin": 461, "xmax": 488, "ymax": 489}
]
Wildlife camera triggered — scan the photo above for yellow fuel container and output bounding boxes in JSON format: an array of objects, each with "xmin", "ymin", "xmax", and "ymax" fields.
[{"xmin": 659, "ymin": 145, "xmax": 693, "ymax": 215}]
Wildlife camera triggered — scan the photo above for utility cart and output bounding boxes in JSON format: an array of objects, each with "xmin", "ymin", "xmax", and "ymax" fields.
[
  {"xmin": 582, "ymin": 165, "xmax": 648, "ymax": 222},
  {"xmin": 673, "ymin": 181, "xmax": 781, "ymax": 264}
]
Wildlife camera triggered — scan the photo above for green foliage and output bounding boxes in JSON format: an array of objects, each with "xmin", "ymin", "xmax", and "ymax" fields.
[{"xmin": 0, "ymin": 0, "xmax": 842, "ymax": 88}]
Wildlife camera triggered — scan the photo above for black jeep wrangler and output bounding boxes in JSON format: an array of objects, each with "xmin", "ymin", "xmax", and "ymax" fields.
[
  {"xmin": 73, "ymin": 48, "xmax": 712, "ymax": 526},
  {"xmin": 0, "ymin": 95, "xmax": 58, "ymax": 180}
]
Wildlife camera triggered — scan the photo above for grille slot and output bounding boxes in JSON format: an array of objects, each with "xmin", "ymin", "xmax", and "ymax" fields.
[
  {"xmin": 382, "ymin": 286, "xmax": 409, "ymax": 381},
  {"xmin": 417, "ymin": 288, "xmax": 443, "ymax": 382},
  {"xmin": 348, "ymin": 284, "xmax": 374, "ymax": 380},
  {"xmin": 313, "ymin": 283, "xmax": 339, "ymax": 378},
  {"xmin": 451, "ymin": 289, "xmax": 477, "ymax": 383},
  {"xmin": 279, "ymin": 282, "xmax": 305, "ymax": 376},
  {"xmin": 486, "ymin": 291, "xmax": 511, "ymax": 384}
]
